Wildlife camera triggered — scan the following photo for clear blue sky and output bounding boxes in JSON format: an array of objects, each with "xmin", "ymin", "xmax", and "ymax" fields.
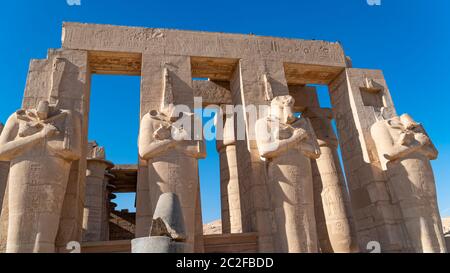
[{"xmin": 0, "ymin": 0, "xmax": 449, "ymax": 223}]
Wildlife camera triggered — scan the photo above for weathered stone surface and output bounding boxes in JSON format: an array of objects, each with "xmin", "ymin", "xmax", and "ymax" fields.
[
  {"xmin": 0, "ymin": 123, "xmax": 8, "ymax": 213},
  {"xmin": 203, "ymin": 220, "xmax": 222, "ymax": 235},
  {"xmin": 216, "ymin": 107, "xmax": 243, "ymax": 234},
  {"xmin": 0, "ymin": 123, "xmax": 9, "ymax": 253},
  {"xmin": 0, "ymin": 101, "xmax": 82, "ymax": 253},
  {"xmin": 443, "ymin": 218, "xmax": 450, "ymax": 235},
  {"xmin": 371, "ymin": 114, "xmax": 447, "ymax": 253},
  {"xmin": 132, "ymin": 236, "xmax": 186, "ymax": 253},
  {"xmin": 138, "ymin": 67, "xmax": 206, "ymax": 252},
  {"xmin": 443, "ymin": 218, "xmax": 450, "ymax": 253},
  {"xmin": 132, "ymin": 193, "xmax": 187, "ymax": 253},
  {"xmin": 21, "ymin": 49, "xmax": 90, "ymax": 253},
  {"xmin": 305, "ymin": 106, "xmax": 359, "ymax": 253},
  {"xmin": 1, "ymin": 22, "xmax": 446, "ymax": 254},
  {"xmin": 256, "ymin": 95, "xmax": 321, "ymax": 253},
  {"xmin": 193, "ymin": 80, "xmax": 232, "ymax": 107},
  {"xmin": 0, "ymin": 183, "xmax": 8, "ymax": 253},
  {"xmin": 62, "ymin": 23, "xmax": 347, "ymax": 71},
  {"xmin": 329, "ymin": 69, "xmax": 409, "ymax": 252},
  {"xmin": 150, "ymin": 193, "xmax": 186, "ymax": 241},
  {"xmin": 82, "ymin": 142, "xmax": 114, "ymax": 242}
]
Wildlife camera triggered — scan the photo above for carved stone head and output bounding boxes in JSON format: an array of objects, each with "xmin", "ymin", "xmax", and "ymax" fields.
[{"xmin": 270, "ymin": 95, "xmax": 296, "ymax": 124}]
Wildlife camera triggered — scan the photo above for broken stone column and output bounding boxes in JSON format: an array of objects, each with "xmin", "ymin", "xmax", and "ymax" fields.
[
  {"xmin": 82, "ymin": 142, "xmax": 114, "ymax": 242},
  {"xmin": 371, "ymin": 114, "xmax": 447, "ymax": 253},
  {"xmin": 305, "ymin": 107, "xmax": 359, "ymax": 253},
  {"xmin": 216, "ymin": 107, "xmax": 242, "ymax": 234},
  {"xmin": 132, "ymin": 193, "xmax": 187, "ymax": 253}
]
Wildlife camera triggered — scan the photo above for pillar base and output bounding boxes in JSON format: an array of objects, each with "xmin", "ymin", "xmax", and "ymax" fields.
[{"xmin": 131, "ymin": 236, "xmax": 187, "ymax": 253}]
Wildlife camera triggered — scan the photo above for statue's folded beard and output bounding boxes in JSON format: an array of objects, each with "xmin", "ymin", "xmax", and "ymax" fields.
[{"xmin": 18, "ymin": 121, "xmax": 43, "ymax": 138}]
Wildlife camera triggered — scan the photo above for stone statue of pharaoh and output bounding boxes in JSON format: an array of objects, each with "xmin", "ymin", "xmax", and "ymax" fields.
[
  {"xmin": 0, "ymin": 100, "xmax": 82, "ymax": 253},
  {"xmin": 371, "ymin": 113, "xmax": 447, "ymax": 253},
  {"xmin": 139, "ymin": 103, "xmax": 206, "ymax": 253},
  {"xmin": 255, "ymin": 95, "xmax": 321, "ymax": 253}
]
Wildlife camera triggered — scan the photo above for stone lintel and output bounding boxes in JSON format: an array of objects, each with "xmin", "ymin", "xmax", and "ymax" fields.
[{"xmin": 62, "ymin": 22, "xmax": 347, "ymax": 70}]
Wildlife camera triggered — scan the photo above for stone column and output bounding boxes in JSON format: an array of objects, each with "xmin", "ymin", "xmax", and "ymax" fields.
[
  {"xmin": 132, "ymin": 193, "xmax": 187, "ymax": 253},
  {"xmin": 18, "ymin": 49, "xmax": 90, "ymax": 252},
  {"xmin": 255, "ymin": 95, "xmax": 321, "ymax": 253},
  {"xmin": 0, "ymin": 123, "xmax": 9, "ymax": 253},
  {"xmin": 229, "ymin": 59, "xmax": 291, "ymax": 252},
  {"xmin": 194, "ymin": 185, "xmax": 205, "ymax": 253},
  {"xmin": 371, "ymin": 114, "xmax": 446, "ymax": 253},
  {"xmin": 138, "ymin": 55, "xmax": 205, "ymax": 252},
  {"xmin": 102, "ymin": 171, "xmax": 116, "ymax": 241},
  {"xmin": 216, "ymin": 107, "xmax": 243, "ymax": 234},
  {"xmin": 82, "ymin": 142, "xmax": 114, "ymax": 242},
  {"xmin": 329, "ymin": 69, "xmax": 409, "ymax": 252},
  {"xmin": 305, "ymin": 107, "xmax": 358, "ymax": 253},
  {"xmin": 0, "ymin": 183, "xmax": 8, "ymax": 253},
  {"xmin": 0, "ymin": 123, "xmax": 8, "ymax": 211}
]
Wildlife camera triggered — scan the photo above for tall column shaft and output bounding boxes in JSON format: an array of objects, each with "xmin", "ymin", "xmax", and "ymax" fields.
[
  {"xmin": 312, "ymin": 144, "xmax": 358, "ymax": 252},
  {"xmin": 218, "ymin": 145, "xmax": 242, "ymax": 233},
  {"xmin": 230, "ymin": 59, "xmax": 291, "ymax": 252},
  {"xmin": 194, "ymin": 185, "xmax": 205, "ymax": 253},
  {"xmin": 306, "ymin": 108, "xmax": 359, "ymax": 253},
  {"xmin": 216, "ymin": 109, "xmax": 243, "ymax": 234},
  {"xmin": 83, "ymin": 159, "xmax": 113, "ymax": 242},
  {"xmin": 102, "ymin": 172, "xmax": 115, "ymax": 241}
]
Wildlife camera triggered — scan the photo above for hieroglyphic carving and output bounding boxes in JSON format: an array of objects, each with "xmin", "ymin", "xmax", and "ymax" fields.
[
  {"xmin": 306, "ymin": 107, "xmax": 359, "ymax": 253},
  {"xmin": 62, "ymin": 23, "xmax": 347, "ymax": 66},
  {"xmin": 371, "ymin": 114, "xmax": 447, "ymax": 253},
  {"xmin": 263, "ymin": 74, "xmax": 274, "ymax": 102},
  {"xmin": 83, "ymin": 142, "xmax": 113, "ymax": 242},
  {"xmin": 255, "ymin": 95, "xmax": 321, "ymax": 253},
  {"xmin": 138, "ymin": 68, "xmax": 206, "ymax": 252},
  {"xmin": 50, "ymin": 58, "xmax": 66, "ymax": 103},
  {"xmin": 0, "ymin": 100, "xmax": 82, "ymax": 253}
]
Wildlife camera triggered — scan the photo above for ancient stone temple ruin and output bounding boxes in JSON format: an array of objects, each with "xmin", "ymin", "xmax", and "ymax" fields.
[{"xmin": 0, "ymin": 22, "xmax": 447, "ymax": 253}]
